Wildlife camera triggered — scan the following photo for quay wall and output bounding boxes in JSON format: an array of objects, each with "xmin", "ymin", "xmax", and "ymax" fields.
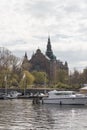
[
  {"xmin": 0, "ymin": 88, "xmax": 79, "ymax": 95},
  {"xmin": 0, "ymin": 88, "xmax": 54, "ymax": 95}
]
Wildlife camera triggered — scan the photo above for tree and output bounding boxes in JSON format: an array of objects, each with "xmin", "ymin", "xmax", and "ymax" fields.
[
  {"xmin": 20, "ymin": 71, "xmax": 35, "ymax": 89},
  {"xmin": 56, "ymin": 69, "xmax": 69, "ymax": 84},
  {"xmin": 82, "ymin": 68, "xmax": 87, "ymax": 84},
  {"xmin": 0, "ymin": 47, "xmax": 22, "ymax": 88},
  {"xmin": 69, "ymin": 69, "xmax": 82, "ymax": 89},
  {"xmin": 32, "ymin": 71, "xmax": 48, "ymax": 86}
]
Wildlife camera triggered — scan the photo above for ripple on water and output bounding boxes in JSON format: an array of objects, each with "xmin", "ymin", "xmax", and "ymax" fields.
[{"xmin": 0, "ymin": 100, "xmax": 87, "ymax": 130}]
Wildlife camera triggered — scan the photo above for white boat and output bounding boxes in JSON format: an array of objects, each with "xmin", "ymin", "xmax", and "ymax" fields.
[
  {"xmin": 3, "ymin": 91, "xmax": 22, "ymax": 99},
  {"xmin": 41, "ymin": 90, "xmax": 87, "ymax": 105},
  {"xmin": 4, "ymin": 76, "xmax": 22, "ymax": 99}
]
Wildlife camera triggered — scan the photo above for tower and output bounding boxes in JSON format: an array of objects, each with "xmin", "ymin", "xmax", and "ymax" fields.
[
  {"xmin": 46, "ymin": 36, "xmax": 53, "ymax": 59},
  {"xmin": 46, "ymin": 36, "xmax": 56, "ymax": 60},
  {"xmin": 22, "ymin": 52, "xmax": 31, "ymax": 71},
  {"xmin": 24, "ymin": 52, "xmax": 28, "ymax": 60}
]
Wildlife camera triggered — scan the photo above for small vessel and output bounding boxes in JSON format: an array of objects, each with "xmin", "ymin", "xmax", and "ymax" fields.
[
  {"xmin": 3, "ymin": 91, "xmax": 22, "ymax": 99},
  {"xmin": 0, "ymin": 93, "xmax": 5, "ymax": 99},
  {"xmin": 41, "ymin": 90, "xmax": 87, "ymax": 105},
  {"xmin": 4, "ymin": 76, "xmax": 22, "ymax": 99}
]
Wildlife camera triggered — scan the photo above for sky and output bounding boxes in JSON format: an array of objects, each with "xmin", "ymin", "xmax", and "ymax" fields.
[{"xmin": 0, "ymin": 0, "xmax": 87, "ymax": 72}]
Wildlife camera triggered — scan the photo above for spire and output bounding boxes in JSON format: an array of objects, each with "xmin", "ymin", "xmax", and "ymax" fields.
[
  {"xmin": 46, "ymin": 36, "xmax": 53, "ymax": 59},
  {"xmin": 65, "ymin": 61, "xmax": 68, "ymax": 69},
  {"xmin": 24, "ymin": 52, "xmax": 28, "ymax": 59},
  {"xmin": 47, "ymin": 36, "xmax": 51, "ymax": 51}
]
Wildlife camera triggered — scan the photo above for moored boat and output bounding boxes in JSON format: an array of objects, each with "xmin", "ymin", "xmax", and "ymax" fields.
[
  {"xmin": 41, "ymin": 90, "xmax": 87, "ymax": 105},
  {"xmin": 3, "ymin": 91, "xmax": 22, "ymax": 99},
  {"xmin": 0, "ymin": 93, "xmax": 5, "ymax": 99}
]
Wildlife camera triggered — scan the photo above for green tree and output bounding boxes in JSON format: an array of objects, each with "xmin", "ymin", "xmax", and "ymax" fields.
[
  {"xmin": 32, "ymin": 71, "xmax": 48, "ymax": 86},
  {"xmin": 20, "ymin": 71, "xmax": 35, "ymax": 89},
  {"xmin": 55, "ymin": 82, "xmax": 72, "ymax": 90}
]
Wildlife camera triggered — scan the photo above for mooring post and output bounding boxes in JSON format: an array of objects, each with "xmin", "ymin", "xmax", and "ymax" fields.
[{"xmin": 32, "ymin": 96, "xmax": 40, "ymax": 104}]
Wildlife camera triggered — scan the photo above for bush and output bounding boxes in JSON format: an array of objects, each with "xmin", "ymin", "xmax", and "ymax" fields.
[{"xmin": 55, "ymin": 82, "xmax": 72, "ymax": 90}]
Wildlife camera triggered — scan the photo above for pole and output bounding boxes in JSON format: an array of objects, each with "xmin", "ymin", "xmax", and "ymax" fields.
[
  {"xmin": 44, "ymin": 73, "xmax": 46, "ymax": 94},
  {"xmin": 24, "ymin": 79, "xmax": 26, "ymax": 96},
  {"xmin": 4, "ymin": 76, "xmax": 7, "ymax": 95},
  {"xmin": 23, "ymin": 74, "xmax": 26, "ymax": 96}
]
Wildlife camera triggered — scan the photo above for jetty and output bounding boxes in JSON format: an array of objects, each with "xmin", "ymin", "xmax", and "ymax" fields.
[{"xmin": 18, "ymin": 94, "xmax": 47, "ymax": 104}]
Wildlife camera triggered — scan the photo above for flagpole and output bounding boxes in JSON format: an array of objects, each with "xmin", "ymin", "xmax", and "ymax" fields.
[
  {"xmin": 4, "ymin": 76, "xmax": 7, "ymax": 95},
  {"xmin": 24, "ymin": 82, "xmax": 25, "ymax": 96},
  {"xmin": 44, "ymin": 73, "xmax": 46, "ymax": 94},
  {"xmin": 23, "ymin": 74, "xmax": 26, "ymax": 96}
]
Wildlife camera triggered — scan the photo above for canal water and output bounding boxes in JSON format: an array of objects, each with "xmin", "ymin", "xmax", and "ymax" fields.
[{"xmin": 0, "ymin": 99, "xmax": 87, "ymax": 130}]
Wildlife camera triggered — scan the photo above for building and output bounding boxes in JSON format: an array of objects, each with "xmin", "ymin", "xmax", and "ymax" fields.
[{"xmin": 22, "ymin": 37, "xmax": 69, "ymax": 84}]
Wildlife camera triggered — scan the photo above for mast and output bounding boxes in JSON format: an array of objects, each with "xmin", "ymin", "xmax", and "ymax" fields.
[
  {"xmin": 44, "ymin": 73, "xmax": 47, "ymax": 94},
  {"xmin": 4, "ymin": 75, "xmax": 7, "ymax": 95}
]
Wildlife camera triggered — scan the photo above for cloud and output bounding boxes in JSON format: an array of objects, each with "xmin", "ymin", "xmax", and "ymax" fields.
[
  {"xmin": 25, "ymin": 0, "xmax": 54, "ymax": 17},
  {"xmin": 0, "ymin": 0, "xmax": 87, "ymax": 71}
]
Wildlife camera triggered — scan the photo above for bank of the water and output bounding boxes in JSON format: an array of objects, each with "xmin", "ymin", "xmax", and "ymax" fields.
[
  {"xmin": 0, "ymin": 88, "xmax": 54, "ymax": 95},
  {"xmin": 0, "ymin": 87, "xmax": 80, "ymax": 94}
]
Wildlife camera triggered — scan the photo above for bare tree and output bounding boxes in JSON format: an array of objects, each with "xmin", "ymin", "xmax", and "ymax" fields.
[
  {"xmin": 0, "ymin": 47, "xmax": 21, "ymax": 71},
  {"xmin": 0, "ymin": 47, "xmax": 22, "ymax": 88}
]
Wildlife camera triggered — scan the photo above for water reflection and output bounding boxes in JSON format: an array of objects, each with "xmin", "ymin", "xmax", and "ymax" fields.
[
  {"xmin": 31, "ymin": 104, "xmax": 55, "ymax": 129},
  {"xmin": 0, "ymin": 100, "xmax": 87, "ymax": 130}
]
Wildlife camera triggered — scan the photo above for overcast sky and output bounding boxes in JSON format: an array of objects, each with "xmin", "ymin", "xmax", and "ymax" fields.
[{"xmin": 0, "ymin": 0, "xmax": 87, "ymax": 71}]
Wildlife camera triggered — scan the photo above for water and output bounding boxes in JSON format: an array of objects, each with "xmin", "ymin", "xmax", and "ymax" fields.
[{"xmin": 0, "ymin": 99, "xmax": 87, "ymax": 130}]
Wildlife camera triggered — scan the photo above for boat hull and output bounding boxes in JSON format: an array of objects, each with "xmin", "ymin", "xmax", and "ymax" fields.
[{"xmin": 42, "ymin": 97, "xmax": 87, "ymax": 105}]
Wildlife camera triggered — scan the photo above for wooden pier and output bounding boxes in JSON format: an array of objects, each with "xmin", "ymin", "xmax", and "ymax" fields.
[{"xmin": 18, "ymin": 95, "xmax": 45, "ymax": 104}]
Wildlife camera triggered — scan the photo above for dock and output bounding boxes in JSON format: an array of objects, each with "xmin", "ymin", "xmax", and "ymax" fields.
[{"xmin": 18, "ymin": 94, "xmax": 46, "ymax": 104}]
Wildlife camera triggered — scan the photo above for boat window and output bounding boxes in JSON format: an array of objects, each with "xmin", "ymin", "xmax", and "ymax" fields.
[{"xmin": 55, "ymin": 92, "xmax": 74, "ymax": 95}]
